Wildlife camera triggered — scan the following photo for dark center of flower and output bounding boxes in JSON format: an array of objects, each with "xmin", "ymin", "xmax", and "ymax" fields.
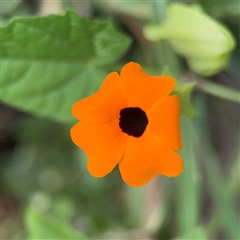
[{"xmin": 119, "ymin": 107, "xmax": 148, "ymax": 137}]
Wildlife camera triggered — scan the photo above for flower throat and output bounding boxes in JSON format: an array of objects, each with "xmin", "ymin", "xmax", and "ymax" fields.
[{"xmin": 119, "ymin": 107, "xmax": 148, "ymax": 137}]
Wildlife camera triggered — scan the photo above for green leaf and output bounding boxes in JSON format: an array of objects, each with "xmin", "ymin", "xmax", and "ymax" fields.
[
  {"xmin": 25, "ymin": 206, "xmax": 88, "ymax": 239},
  {"xmin": 162, "ymin": 67, "xmax": 197, "ymax": 117},
  {"xmin": 1, "ymin": 11, "xmax": 131, "ymax": 122},
  {"xmin": 172, "ymin": 82, "xmax": 197, "ymax": 117}
]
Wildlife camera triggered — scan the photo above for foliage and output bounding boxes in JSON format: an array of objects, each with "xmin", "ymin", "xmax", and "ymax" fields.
[
  {"xmin": 1, "ymin": 11, "xmax": 130, "ymax": 122},
  {"xmin": 1, "ymin": 1, "xmax": 239, "ymax": 240}
]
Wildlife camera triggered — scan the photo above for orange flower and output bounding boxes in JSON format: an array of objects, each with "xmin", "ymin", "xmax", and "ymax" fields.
[{"xmin": 70, "ymin": 62, "xmax": 183, "ymax": 187}]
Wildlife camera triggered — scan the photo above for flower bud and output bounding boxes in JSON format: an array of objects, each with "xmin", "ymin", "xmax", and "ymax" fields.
[{"xmin": 143, "ymin": 3, "xmax": 235, "ymax": 76}]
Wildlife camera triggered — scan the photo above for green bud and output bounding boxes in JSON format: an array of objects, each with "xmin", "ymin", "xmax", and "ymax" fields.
[
  {"xmin": 187, "ymin": 54, "xmax": 230, "ymax": 76},
  {"xmin": 143, "ymin": 3, "xmax": 236, "ymax": 76}
]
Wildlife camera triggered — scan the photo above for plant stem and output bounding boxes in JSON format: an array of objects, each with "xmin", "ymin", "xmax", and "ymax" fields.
[
  {"xmin": 150, "ymin": 0, "xmax": 167, "ymax": 67},
  {"xmin": 196, "ymin": 78, "xmax": 240, "ymax": 103},
  {"xmin": 177, "ymin": 118, "xmax": 200, "ymax": 234},
  {"xmin": 151, "ymin": 0, "xmax": 166, "ymax": 23},
  {"xmin": 150, "ymin": 0, "xmax": 181, "ymax": 76}
]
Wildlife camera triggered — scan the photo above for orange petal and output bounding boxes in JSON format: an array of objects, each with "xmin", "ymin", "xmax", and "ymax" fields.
[
  {"xmin": 72, "ymin": 72, "xmax": 128, "ymax": 124},
  {"xmin": 119, "ymin": 62, "xmax": 175, "ymax": 112},
  {"xmin": 71, "ymin": 120, "xmax": 127, "ymax": 177},
  {"xmin": 119, "ymin": 130, "xmax": 183, "ymax": 187},
  {"xmin": 147, "ymin": 95, "xmax": 182, "ymax": 150}
]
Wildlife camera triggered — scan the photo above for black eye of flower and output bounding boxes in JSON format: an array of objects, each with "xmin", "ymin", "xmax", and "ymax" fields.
[{"xmin": 119, "ymin": 107, "xmax": 148, "ymax": 137}]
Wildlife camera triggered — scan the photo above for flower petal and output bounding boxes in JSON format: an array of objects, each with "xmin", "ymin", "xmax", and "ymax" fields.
[
  {"xmin": 71, "ymin": 120, "xmax": 127, "ymax": 177},
  {"xmin": 119, "ymin": 62, "xmax": 175, "ymax": 112},
  {"xmin": 119, "ymin": 130, "xmax": 183, "ymax": 187},
  {"xmin": 147, "ymin": 95, "xmax": 182, "ymax": 150},
  {"xmin": 72, "ymin": 72, "xmax": 128, "ymax": 124}
]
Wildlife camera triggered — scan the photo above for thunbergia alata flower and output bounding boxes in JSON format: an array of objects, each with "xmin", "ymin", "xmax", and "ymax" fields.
[{"xmin": 70, "ymin": 62, "xmax": 183, "ymax": 187}]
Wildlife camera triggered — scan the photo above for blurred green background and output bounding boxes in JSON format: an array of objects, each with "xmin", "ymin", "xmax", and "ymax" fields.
[{"xmin": 1, "ymin": 0, "xmax": 239, "ymax": 239}]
